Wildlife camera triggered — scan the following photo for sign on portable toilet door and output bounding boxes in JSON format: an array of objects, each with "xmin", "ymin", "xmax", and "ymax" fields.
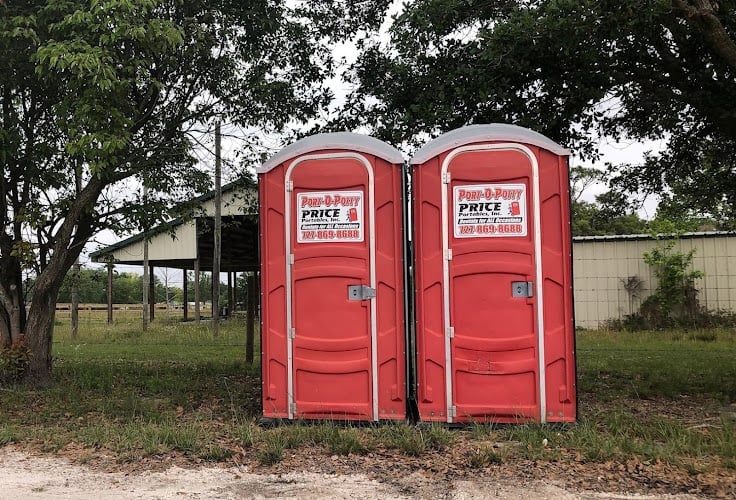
[
  {"xmin": 453, "ymin": 183, "xmax": 527, "ymax": 237},
  {"xmin": 297, "ymin": 190, "xmax": 364, "ymax": 243}
]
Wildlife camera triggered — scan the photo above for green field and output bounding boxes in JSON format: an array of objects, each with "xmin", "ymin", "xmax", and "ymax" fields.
[
  {"xmin": 578, "ymin": 328, "xmax": 736, "ymax": 400},
  {"xmin": 1, "ymin": 315, "xmax": 734, "ymax": 476}
]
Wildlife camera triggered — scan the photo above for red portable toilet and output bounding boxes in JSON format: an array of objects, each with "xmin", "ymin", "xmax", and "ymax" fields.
[
  {"xmin": 410, "ymin": 124, "xmax": 576, "ymax": 424},
  {"xmin": 257, "ymin": 133, "xmax": 407, "ymax": 422}
]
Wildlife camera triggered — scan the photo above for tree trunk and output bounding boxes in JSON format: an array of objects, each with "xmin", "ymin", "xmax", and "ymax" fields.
[
  {"xmin": 8, "ymin": 284, "xmax": 23, "ymax": 345},
  {"xmin": 673, "ymin": 0, "xmax": 736, "ymax": 71},
  {"xmin": 24, "ymin": 288, "xmax": 57, "ymax": 384},
  {"xmin": 0, "ymin": 256, "xmax": 28, "ymax": 348},
  {"xmin": 0, "ymin": 307, "xmax": 10, "ymax": 349}
]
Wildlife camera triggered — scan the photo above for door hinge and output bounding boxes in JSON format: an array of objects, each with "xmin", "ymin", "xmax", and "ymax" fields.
[
  {"xmin": 289, "ymin": 327, "xmax": 296, "ymax": 339},
  {"xmin": 286, "ymin": 180, "xmax": 293, "ymax": 192},
  {"xmin": 445, "ymin": 249, "xmax": 453, "ymax": 261},
  {"xmin": 449, "ymin": 405, "xmax": 457, "ymax": 418},
  {"xmin": 288, "ymin": 254, "xmax": 294, "ymax": 265},
  {"xmin": 442, "ymin": 172, "xmax": 451, "ymax": 184},
  {"xmin": 446, "ymin": 326, "xmax": 454, "ymax": 339},
  {"xmin": 289, "ymin": 402, "xmax": 296, "ymax": 414}
]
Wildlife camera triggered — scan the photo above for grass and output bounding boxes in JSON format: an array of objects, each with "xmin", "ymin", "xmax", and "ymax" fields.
[
  {"xmin": 373, "ymin": 423, "xmax": 427, "ymax": 456},
  {"xmin": 467, "ymin": 445, "xmax": 504, "ymax": 467},
  {"xmin": 576, "ymin": 328, "xmax": 736, "ymax": 401},
  {"xmin": 1, "ymin": 316, "xmax": 735, "ymax": 473},
  {"xmin": 2, "ymin": 313, "xmax": 259, "ymax": 461}
]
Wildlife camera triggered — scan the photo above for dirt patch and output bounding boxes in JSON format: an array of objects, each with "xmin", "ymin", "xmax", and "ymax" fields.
[{"xmin": 0, "ymin": 448, "xmax": 724, "ymax": 500}]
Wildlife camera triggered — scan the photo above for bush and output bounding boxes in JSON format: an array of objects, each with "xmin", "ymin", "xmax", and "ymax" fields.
[
  {"xmin": 605, "ymin": 307, "xmax": 736, "ymax": 331},
  {"xmin": 0, "ymin": 340, "xmax": 31, "ymax": 385},
  {"xmin": 643, "ymin": 238, "xmax": 703, "ymax": 326}
]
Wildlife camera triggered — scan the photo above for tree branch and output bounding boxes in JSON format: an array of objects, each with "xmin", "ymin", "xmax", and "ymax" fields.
[{"xmin": 673, "ymin": 0, "xmax": 736, "ymax": 70}]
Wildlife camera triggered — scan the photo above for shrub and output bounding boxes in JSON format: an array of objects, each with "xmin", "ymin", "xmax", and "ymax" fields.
[
  {"xmin": 643, "ymin": 238, "xmax": 703, "ymax": 327},
  {"xmin": 606, "ymin": 307, "xmax": 736, "ymax": 332},
  {"xmin": 0, "ymin": 340, "xmax": 31, "ymax": 385},
  {"xmin": 467, "ymin": 446, "xmax": 503, "ymax": 467},
  {"xmin": 605, "ymin": 226, "xmax": 732, "ymax": 331}
]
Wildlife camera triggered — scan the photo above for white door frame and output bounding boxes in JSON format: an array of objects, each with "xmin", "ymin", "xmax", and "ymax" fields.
[
  {"xmin": 284, "ymin": 153, "xmax": 378, "ymax": 421},
  {"xmin": 439, "ymin": 143, "xmax": 546, "ymax": 423}
]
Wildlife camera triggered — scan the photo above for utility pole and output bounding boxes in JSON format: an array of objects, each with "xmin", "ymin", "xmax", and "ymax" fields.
[
  {"xmin": 71, "ymin": 261, "xmax": 80, "ymax": 338},
  {"xmin": 182, "ymin": 268, "xmax": 189, "ymax": 321},
  {"xmin": 142, "ymin": 185, "xmax": 149, "ymax": 332},
  {"xmin": 71, "ymin": 161, "xmax": 82, "ymax": 338},
  {"xmin": 194, "ymin": 260, "xmax": 201, "ymax": 323},
  {"xmin": 106, "ymin": 260, "xmax": 114, "ymax": 325},
  {"xmin": 212, "ymin": 121, "xmax": 222, "ymax": 337},
  {"xmin": 162, "ymin": 268, "xmax": 170, "ymax": 311},
  {"xmin": 246, "ymin": 272, "xmax": 256, "ymax": 364}
]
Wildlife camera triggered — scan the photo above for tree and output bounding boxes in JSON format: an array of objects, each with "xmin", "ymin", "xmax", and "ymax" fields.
[
  {"xmin": 0, "ymin": 0, "xmax": 392, "ymax": 382},
  {"xmin": 572, "ymin": 195, "xmax": 649, "ymax": 236},
  {"xmin": 569, "ymin": 166, "xmax": 648, "ymax": 236},
  {"xmin": 340, "ymin": 0, "xmax": 736, "ymax": 224},
  {"xmin": 56, "ymin": 269, "xmax": 106, "ymax": 304},
  {"xmin": 570, "ymin": 166, "xmax": 605, "ymax": 204},
  {"xmin": 568, "ymin": 167, "xmax": 722, "ymax": 236},
  {"xmin": 40, "ymin": 268, "xmax": 177, "ymax": 304},
  {"xmin": 156, "ymin": 267, "xmax": 178, "ymax": 305},
  {"xmin": 186, "ymin": 271, "xmax": 228, "ymax": 306}
]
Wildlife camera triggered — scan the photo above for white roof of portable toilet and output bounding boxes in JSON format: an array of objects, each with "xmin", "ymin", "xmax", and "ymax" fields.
[
  {"xmin": 257, "ymin": 132, "xmax": 405, "ymax": 173},
  {"xmin": 410, "ymin": 124, "xmax": 571, "ymax": 165}
]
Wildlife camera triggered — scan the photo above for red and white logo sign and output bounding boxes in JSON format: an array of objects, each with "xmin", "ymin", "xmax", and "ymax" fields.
[
  {"xmin": 297, "ymin": 190, "xmax": 364, "ymax": 243},
  {"xmin": 453, "ymin": 183, "xmax": 527, "ymax": 238}
]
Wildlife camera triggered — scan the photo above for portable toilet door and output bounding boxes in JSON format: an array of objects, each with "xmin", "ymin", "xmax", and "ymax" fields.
[
  {"xmin": 257, "ymin": 133, "xmax": 407, "ymax": 422},
  {"xmin": 410, "ymin": 124, "xmax": 576, "ymax": 424}
]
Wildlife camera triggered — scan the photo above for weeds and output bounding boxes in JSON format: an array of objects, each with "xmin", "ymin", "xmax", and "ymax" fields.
[
  {"xmin": 257, "ymin": 432, "xmax": 285, "ymax": 465},
  {"xmin": 374, "ymin": 423, "xmax": 426, "ymax": 456},
  {"xmin": 561, "ymin": 411, "xmax": 736, "ymax": 469},
  {"xmin": 425, "ymin": 424, "xmax": 455, "ymax": 450},
  {"xmin": 233, "ymin": 420, "xmax": 259, "ymax": 448},
  {"xmin": 503, "ymin": 423, "xmax": 558, "ymax": 460},
  {"xmin": 469, "ymin": 421, "xmax": 496, "ymax": 441},
  {"xmin": 467, "ymin": 445, "xmax": 504, "ymax": 467},
  {"xmin": 324, "ymin": 426, "xmax": 368, "ymax": 455},
  {"xmin": 0, "ymin": 424, "xmax": 17, "ymax": 447},
  {"xmin": 198, "ymin": 445, "xmax": 234, "ymax": 461},
  {"xmin": 279, "ymin": 425, "xmax": 312, "ymax": 449}
]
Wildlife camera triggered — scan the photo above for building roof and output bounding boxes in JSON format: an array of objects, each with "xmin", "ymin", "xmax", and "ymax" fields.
[
  {"xmin": 89, "ymin": 178, "xmax": 258, "ymax": 271},
  {"xmin": 572, "ymin": 231, "xmax": 736, "ymax": 242}
]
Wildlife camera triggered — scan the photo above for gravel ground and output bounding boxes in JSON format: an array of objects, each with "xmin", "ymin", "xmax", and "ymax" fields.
[{"xmin": 0, "ymin": 449, "xmax": 710, "ymax": 500}]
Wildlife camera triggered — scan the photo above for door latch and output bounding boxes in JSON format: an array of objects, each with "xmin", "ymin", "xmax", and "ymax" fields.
[
  {"xmin": 347, "ymin": 284, "xmax": 376, "ymax": 301},
  {"xmin": 511, "ymin": 281, "xmax": 534, "ymax": 298}
]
